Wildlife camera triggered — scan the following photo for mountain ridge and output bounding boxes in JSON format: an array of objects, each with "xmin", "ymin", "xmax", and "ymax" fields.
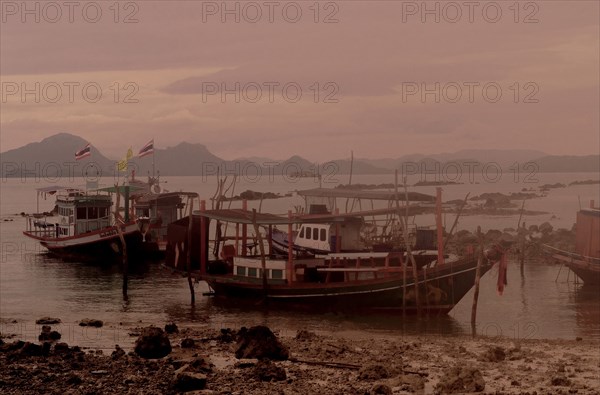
[{"xmin": 1, "ymin": 133, "xmax": 598, "ymax": 177}]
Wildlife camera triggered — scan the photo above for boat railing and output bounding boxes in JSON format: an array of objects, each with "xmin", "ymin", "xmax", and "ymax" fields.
[
  {"xmin": 25, "ymin": 216, "xmax": 58, "ymax": 237},
  {"xmin": 542, "ymin": 244, "xmax": 600, "ymax": 264}
]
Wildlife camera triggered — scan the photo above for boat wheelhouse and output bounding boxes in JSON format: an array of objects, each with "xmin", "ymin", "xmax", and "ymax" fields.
[{"xmin": 134, "ymin": 191, "xmax": 198, "ymax": 255}]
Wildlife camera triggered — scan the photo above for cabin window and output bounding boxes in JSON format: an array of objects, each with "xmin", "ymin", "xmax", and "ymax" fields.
[
  {"xmin": 305, "ymin": 227, "xmax": 311, "ymax": 239},
  {"xmin": 313, "ymin": 228, "xmax": 319, "ymax": 240},
  {"xmin": 88, "ymin": 207, "xmax": 99, "ymax": 219},
  {"xmin": 248, "ymin": 268, "xmax": 257, "ymax": 277},
  {"xmin": 99, "ymin": 207, "xmax": 109, "ymax": 218},
  {"xmin": 271, "ymin": 269, "xmax": 283, "ymax": 279},
  {"xmin": 77, "ymin": 207, "xmax": 87, "ymax": 219},
  {"xmin": 320, "ymin": 228, "xmax": 327, "ymax": 241},
  {"xmin": 299, "ymin": 227, "xmax": 304, "ymax": 239},
  {"xmin": 236, "ymin": 266, "xmax": 246, "ymax": 276}
]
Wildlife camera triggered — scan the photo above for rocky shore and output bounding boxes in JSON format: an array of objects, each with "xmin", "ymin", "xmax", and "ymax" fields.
[{"xmin": 1, "ymin": 322, "xmax": 599, "ymax": 394}]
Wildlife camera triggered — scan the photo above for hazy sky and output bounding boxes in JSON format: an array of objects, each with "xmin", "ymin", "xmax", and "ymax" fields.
[{"xmin": 1, "ymin": 1, "xmax": 598, "ymax": 161}]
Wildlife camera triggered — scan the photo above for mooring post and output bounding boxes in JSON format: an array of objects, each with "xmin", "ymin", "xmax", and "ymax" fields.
[
  {"xmin": 436, "ymin": 187, "xmax": 444, "ymax": 265},
  {"xmin": 113, "ymin": 184, "xmax": 128, "ymax": 301},
  {"xmin": 186, "ymin": 198, "xmax": 195, "ymax": 304},
  {"xmin": 200, "ymin": 200, "xmax": 207, "ymax": 277},
  {"xmin": 287, "ymin": 210, "xmax": 294, "ymax": 283},
  {"xmin": 471, "ymin": 226, "xmax": 484, "ymax": 336}
]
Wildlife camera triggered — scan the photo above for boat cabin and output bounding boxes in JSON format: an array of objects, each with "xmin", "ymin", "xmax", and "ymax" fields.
[
  {"xmin": 25, "ymin": 187, "xmax": 113, "ymax": 238},
  {"xmin": 575, "ymin": 205, "xmax": 600, "ymax": 259},
  {"xmin": 135, "ymin": 192, "xmax": 185, "ymax": 243},
  {"xmin": 294, "ymin": 218, "xmax": 364, "ymax": 252}
]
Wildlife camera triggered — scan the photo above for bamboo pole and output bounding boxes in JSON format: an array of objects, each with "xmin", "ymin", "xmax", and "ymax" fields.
[
  {"xmin": 394, "ymin": 172, "xmax": 407, "ymax": 314},
  {"xmin": 444, "ymin": 193, "xmax": 470, "ymax": 250},
  {"xmin": 520, "ymin": 222, "xmax": 526, "ymax": 267},
  {"xmin": 404, "ymin": 178, "xmax": 421, "ymax": 314},
  {"xmin": 516, "ymin": 199, "xmax": 526, "ymax": 229},
  {"xmin": 471, "ymin": 226, "xmax": 484, "ymax": 336},
  {"xmin": 113, "ymin": 184, "xmax": 128, "ymax": 300},
  {"xmin": 287, "ymin": 210, "xmax": 294, "ymax": 283},
  {"xmin": 435, "ymin": 187, "xmax": 444, "ymax": 265},
  {"xmin": 186, "ymin": 197, "xmax": 195, "ymax": 304}
]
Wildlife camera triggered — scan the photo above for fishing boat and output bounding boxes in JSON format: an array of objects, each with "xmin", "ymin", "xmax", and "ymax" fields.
[
  {"xmin": 128, "ymin": 171, "xmax": 199, "ymax": 256},
  {"xmin": 165, "ymin": 188, "xmax": 502, "ymax": 313},
  {"xmin": 544, "ymin": 201, "xmax": 600, "ymax": 284},
  {"xmin": 23, "ymin": 185, "xmax": 143, "ymax": 261}
]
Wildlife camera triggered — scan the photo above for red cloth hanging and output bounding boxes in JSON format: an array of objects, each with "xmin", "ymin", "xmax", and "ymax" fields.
[{"xmin": 496, "ymin": 252, "xmax": 508, "ymax": 295}]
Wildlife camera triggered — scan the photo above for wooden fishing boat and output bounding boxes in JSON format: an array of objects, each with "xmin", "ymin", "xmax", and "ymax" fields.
[
  {"xmin": 128, "ymin": 172, "xmax": 199, "ymax": 256},
  {"xmin": 23, "ymin": 185, "xmax": 142, "ymax": 260},
  {"xmin": 544, "ymin": 201, "xmax": 600, "ymax": 284},
  {"xmin": 165, "ymin": 188, "xmax": 501, "ymax": 313}
]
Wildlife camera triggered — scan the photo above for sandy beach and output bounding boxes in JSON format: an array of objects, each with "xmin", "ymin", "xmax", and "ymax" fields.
[{"xmin": 2, "ymin": 322, "xmax": 599, "ymax": 394}]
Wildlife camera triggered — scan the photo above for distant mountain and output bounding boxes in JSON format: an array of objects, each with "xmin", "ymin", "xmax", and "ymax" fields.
[
  {"xmin": 1, "ymin": 135, "xmax": 597, "ymax": 178},
  {"xmin": 533, "ymin": 155, "xmax": 600, "ymax": 173},
  {"xmin": 131, "ymin": 142, "xmax": 225, "ymax": 176},
  {"xmin": 361, "ymin": 149, "xmax": 549, "ymax": 170},
  {"xmin": 0, "ymin": 133, "xmax": 115, "ymax": 179}
]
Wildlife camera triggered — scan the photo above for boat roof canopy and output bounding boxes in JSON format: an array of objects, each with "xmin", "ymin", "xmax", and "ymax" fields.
[
  {"xmin": 35, "ymin": 186, "xmax": 81, "ymax": 194},
  {"xmin": 96, "ymin": 185, "xmax": 147, "ymax": 194},
  {"xmin": 192, "ymin": 206, "xmax": 427, "ymax": 225},
  {"xmin": 296, "ymin": 188, "xmax": 435, "ymax": 202}
]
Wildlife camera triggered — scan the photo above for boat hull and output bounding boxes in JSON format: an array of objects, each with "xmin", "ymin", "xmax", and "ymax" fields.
[
  {"xmin": 24, "ymin": 222, "xmax": 143, "ymax": 261},
  {"xmin": 203, "ymin": 257, "xmax": 491, "ymax": 313},
  {"xmin": 544, "ymin": 245, "xmax": 600, "ymax": 285}
]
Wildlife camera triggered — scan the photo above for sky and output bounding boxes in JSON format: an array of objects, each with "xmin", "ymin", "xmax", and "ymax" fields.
[{"xmin": 1, "ymin": 0, "xmax": 599, "ymax": 161}]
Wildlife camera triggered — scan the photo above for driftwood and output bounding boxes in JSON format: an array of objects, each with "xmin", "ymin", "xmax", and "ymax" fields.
[
  {"xmin": 289, "ymin": 357, "xmax": 360, "ymax": 370},
  {"xmin": 289, "ymin": 358, "xmax": 429, "ymax": 377}
]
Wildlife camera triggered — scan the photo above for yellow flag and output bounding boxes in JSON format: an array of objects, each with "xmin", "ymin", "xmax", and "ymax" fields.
[{"xmin": 116, "ymin": 147, "xmax": 133, "ymax": 172}]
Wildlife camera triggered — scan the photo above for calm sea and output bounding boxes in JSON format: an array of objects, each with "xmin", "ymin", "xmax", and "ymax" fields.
[{"xmin": 1, "ymin": 172, "xmax": 598, "ymax": 348}]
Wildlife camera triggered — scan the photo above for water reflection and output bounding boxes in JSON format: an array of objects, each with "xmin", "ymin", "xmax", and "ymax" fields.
[
  {"xmin": 2, "ymin": 252, "xmax": 599, "ymax": 344},
  {"xmin": 572, "ymin": 283, "xmax": 600, "ymax": 339}
]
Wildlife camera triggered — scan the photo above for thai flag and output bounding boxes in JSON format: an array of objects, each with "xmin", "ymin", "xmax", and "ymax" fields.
[
  {"xmin": 138, "ymin": 139, "xmax": 154, "ymax": 158},
  {"xmin": 75, "ymin": 143, "xmax": 91, "ymax": 160}
]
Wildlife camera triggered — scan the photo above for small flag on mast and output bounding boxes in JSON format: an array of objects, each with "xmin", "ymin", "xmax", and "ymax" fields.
[
  {"xmin": 117, "ymin": 147, "xmax": 133, "ymax": 172},
  {"xmin": 138, "ymin": 139, "xmax": 154, "ymax": 158},
  {"xmin": 75, "ymin": 143, "xmax": 91, "ymax": 160}
]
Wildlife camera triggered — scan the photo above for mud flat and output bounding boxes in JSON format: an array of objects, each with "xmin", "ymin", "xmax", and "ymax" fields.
[{"xmin": 1, "ymin": 323, "xmax": 599, "ymax": 394}]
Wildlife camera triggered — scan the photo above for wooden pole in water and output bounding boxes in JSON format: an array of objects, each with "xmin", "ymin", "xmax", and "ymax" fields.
[
  {"xmin": 394, "ymin": 171, "xmax": 407, "ymax": 314},
  {"xmin": 200, "ymin": 200, "xmax": 207, "ymax": 276},
  {"xmin": 113, "ymin": 184, "xmax": 128, "ymax": 300},
  {"xmin": 444, "ymin": 192, "xmax": 470, "ymax": 250},
  {"xmin": 435, "ymin": 187, "xmax": 444, "ymax": 265},
  {"xmin": 186, "ymin": 197, "xmax": 195, "ymax": 304},
  {"xmin": 252, "ymin": 209, "xmax": 268, "ymax": 294},
  {"xmin": 471, "ymin": 226, "xmax": 484, "ymax": 336},
  {"xmin": 287, "ymin": 210, "xmax": 294, "ymax": 283},
  {"xmin": 242, "ymin": 200, "xmax": 248, "ymax": 256},
  {"xmin": 404, "ymin": 178, "xmax": 421, "ymax": 314},
  {"xmin": 520, "ymin": 221, "xmax": 526, "ymax": 267},
  {"xmin": 517, "ymin": 199, "xmax": 526, "ymax": 229}
]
